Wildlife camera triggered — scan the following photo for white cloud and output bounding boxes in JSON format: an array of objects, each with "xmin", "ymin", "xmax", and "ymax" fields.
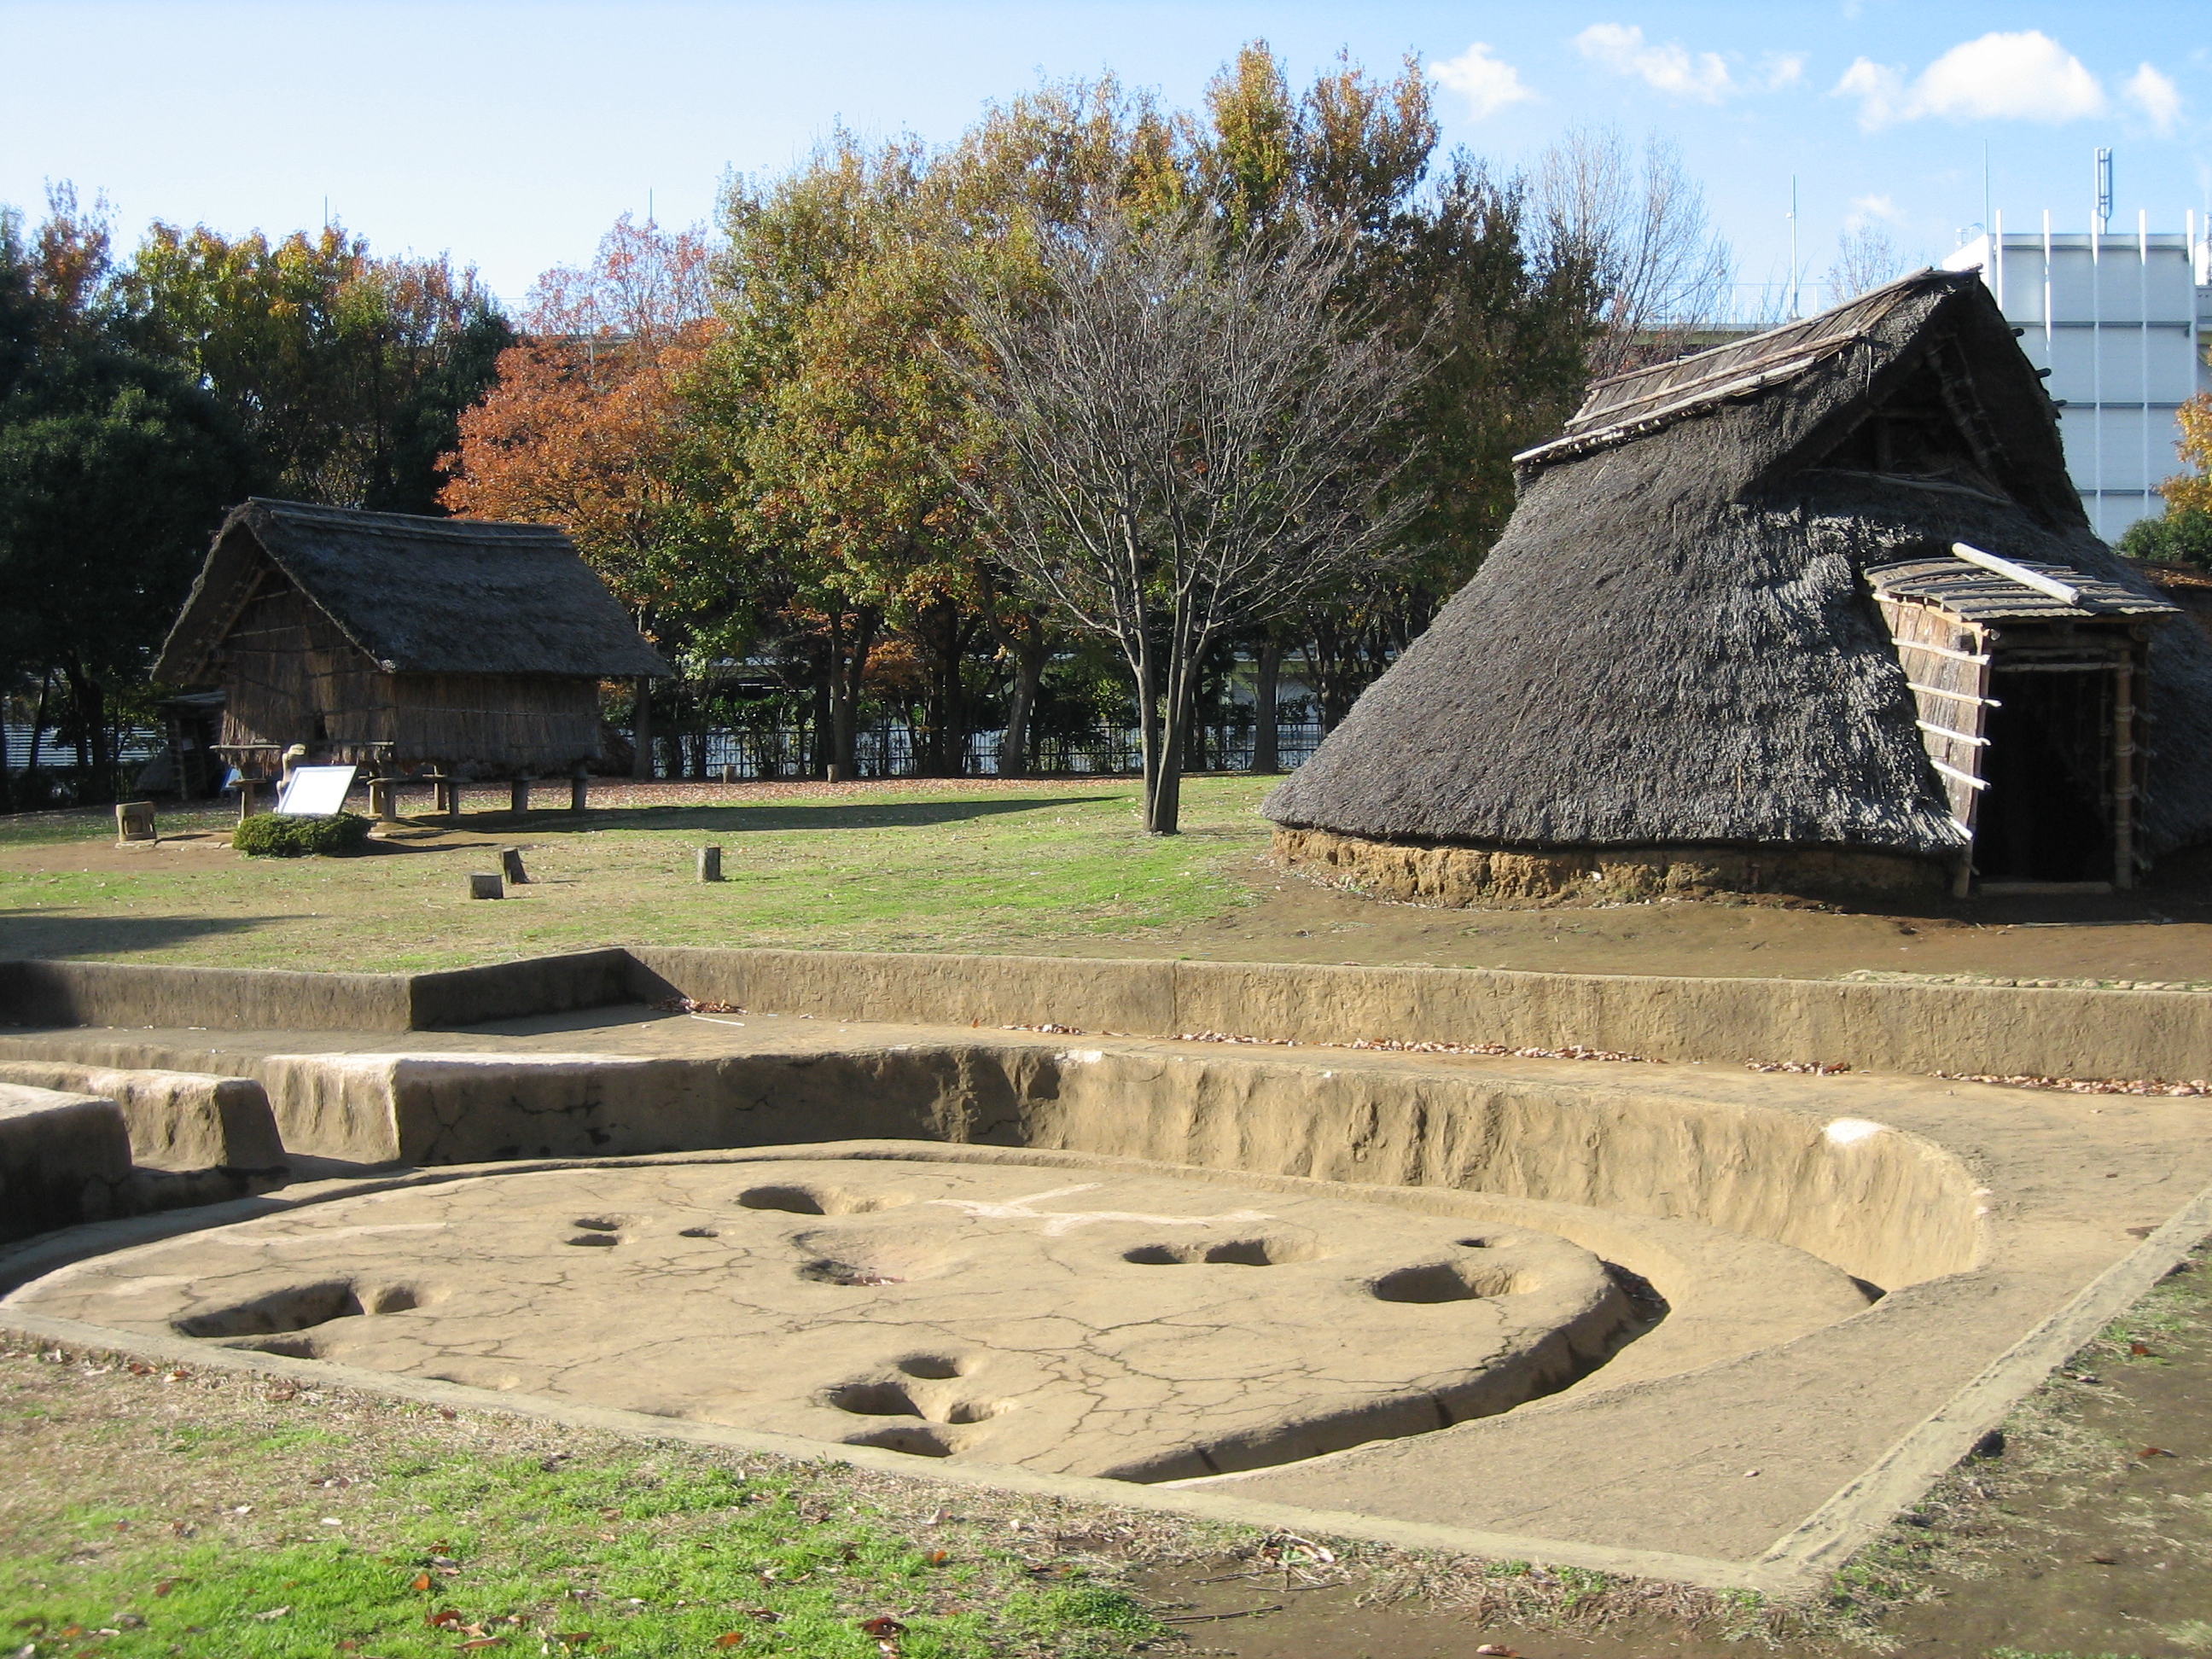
[
  {"xmin": 1844, "ymin": 193, "xmax": 1903, "ymax": 231},
  {"xmin": 1918, "ymin": 32, "xmax": 2104, "ymax": 120},
  {"xmin": 1431, "ymin": 41, "xmax": 1540, "ymax": 121},
  {"xmin": 2124, "ymin": 63, "xmax": 2183, "ymax": 135},
  {"xmin": 1833, "ymin": 32, "xmax": 2106, "ymax": 129},
  {"xmin": 1574, "ymin": 23, "xmax": 1736, "ymax": 103},
  {"xmin": 1765, "ymin": 53, "xmax": 1808, "ymax": 90},
  {"xmin": 1833, "ymin": 57, "xmax": 1910, "ymax": 127}
]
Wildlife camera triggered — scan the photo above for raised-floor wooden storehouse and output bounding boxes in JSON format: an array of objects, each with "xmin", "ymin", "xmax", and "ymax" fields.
[
  {"xmin": 1265, "ymin": 269, "xmax": 2212, "ymax": 902},
  {"xmin": 154, "ymin": 498, "xmax": 670, "ymax": 779}
]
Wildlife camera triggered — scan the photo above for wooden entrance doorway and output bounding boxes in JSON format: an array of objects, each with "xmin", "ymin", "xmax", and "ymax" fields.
[{"xmin": 1868, "ymin": 544, "xmax": 2176, "ymax": 894}]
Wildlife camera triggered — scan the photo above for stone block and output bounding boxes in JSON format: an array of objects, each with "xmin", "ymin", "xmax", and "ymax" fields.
[
  {"xmin": 0, "ymin": 1082, "xmax": 131, "ymax": 1241},
  {"xmin": 114, "ymin": 801, "xmax": 157, "ymax": 843},
  {"xmin": 0, "ymin": 1062, "xmax": 283, "ymax": 1172}
]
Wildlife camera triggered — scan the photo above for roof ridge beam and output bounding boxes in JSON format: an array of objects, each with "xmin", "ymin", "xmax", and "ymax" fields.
[{"xmin": 1949, "ymin": 542, "xmax": 2081, "ymax": 605}]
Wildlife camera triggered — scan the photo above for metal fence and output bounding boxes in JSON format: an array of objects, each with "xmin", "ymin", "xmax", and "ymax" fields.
[
  {"xmin": 0, "ymin": 720, "xmax": 1326, "ymax": 802},
  {"xmin": 688, "ymin": 720, "xmax": 1324, "ymax": 780}
]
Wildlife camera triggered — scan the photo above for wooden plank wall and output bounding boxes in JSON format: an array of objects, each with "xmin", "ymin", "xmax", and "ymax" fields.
[
  {"xmin": 1874, "ymin": 597, "xmax": 1992, "ymax": 838},
  {"xmin": 218, "ymin": 585, "xmax": 392, "ymax": 755},
  {"xmin": 217, "ymin": 568, "xmax": 602, "ymax": 772},
  {"xmin": 385, "ymin": 675, "xmax": 602, "ymax": 772}
]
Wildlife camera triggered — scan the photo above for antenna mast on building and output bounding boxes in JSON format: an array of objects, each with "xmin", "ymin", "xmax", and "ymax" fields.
[{"xmin": 1788, "ymin": 176, "xmax": 1799, "ymax": 318}]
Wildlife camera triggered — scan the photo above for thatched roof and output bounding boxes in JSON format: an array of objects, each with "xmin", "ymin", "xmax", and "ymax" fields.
[
  {"xmin": 154, "ymin": 498, "xmax": 671, "ymax": 684},
  {"xmin": 1266, "ymin": 269, "xmax": 2212, "ymax": 860}
]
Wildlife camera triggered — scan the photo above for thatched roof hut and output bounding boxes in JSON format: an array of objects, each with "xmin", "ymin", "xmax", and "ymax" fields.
[
  {"xmin": 154, "ymin": 498, "xmax": 669, "ymax": 777},
  {"xmin": 1266, "ymin": 270, "xmax": 2212, "ymax": 903}
]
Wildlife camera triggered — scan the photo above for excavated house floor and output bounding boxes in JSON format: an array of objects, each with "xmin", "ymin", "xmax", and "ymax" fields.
[{"xmin": 3, "ymin": 992, "xmax": 2209, "ymax": 1594}]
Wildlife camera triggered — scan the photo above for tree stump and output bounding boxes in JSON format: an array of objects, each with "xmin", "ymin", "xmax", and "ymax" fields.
[
  {"xmin": 500, "ymin": 847, "xmax": 530, "ymax": 885},
  {"xmin": 698, "ymin": 847, "xmax": 724, "ymax": 882},
  {"xmin": 468, "ymin": 873, "xmax": 504, "ymax": 900}
]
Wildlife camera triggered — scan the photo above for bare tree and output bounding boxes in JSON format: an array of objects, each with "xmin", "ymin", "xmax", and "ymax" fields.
[
  {"xmin": 1534, "ymin": 128, "xmax": 1732, "ymax": 379},
  {"xmin": 947, "ymin": 208, "xmax": 1426, "ymax": 833},
  {"xmin": 1826, "ymin": 222, "xmax": 1904, "ymax": 304}
]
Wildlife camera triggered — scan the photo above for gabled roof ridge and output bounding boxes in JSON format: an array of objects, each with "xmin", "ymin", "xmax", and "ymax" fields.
[
  {"xmin": 246, "ymin": 498, "xmax": 571, "ymax": 544},
  {"xmin": 1512, "ymin": 269, "xmax": 1989, "ymax": 479},
  {"xmin": 1572, "ymin": 267, "xmax": 1966, "ymax": 410},
  {"xmin": 153, "ymin": 499, "xmax": 672, "ymax": 684}
]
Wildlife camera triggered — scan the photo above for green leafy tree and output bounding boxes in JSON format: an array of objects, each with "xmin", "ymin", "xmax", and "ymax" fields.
[
  {"xmin": 701, "ymin": 136, "xmax": 983, "ymax": 778},
  {"xmin": 0, "ymin": 198, "xmax": 255, "ymax": 803},
  {"xmin": 117, "ymin": 220, "xmax": 510, "ymax": 510},
  {"xmin": 1190, "ymin": 44, "xmax": 1599, "ymax": 731}
]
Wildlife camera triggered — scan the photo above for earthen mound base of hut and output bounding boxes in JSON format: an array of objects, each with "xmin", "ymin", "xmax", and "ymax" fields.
[{"xmin": 1272, "ymin": 826, "xmax": 1948, "ymax": 910}]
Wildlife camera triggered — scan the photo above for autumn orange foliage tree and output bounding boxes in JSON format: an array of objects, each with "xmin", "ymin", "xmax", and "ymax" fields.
[{"xmin": 440, "ymin": 217, "xmax": 736, "ymax": 771}]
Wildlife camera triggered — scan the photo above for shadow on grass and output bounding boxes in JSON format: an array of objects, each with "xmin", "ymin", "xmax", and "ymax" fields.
[
  {"xmin": 481, "ymin": 795, "xmax": 1126, "ymax": 836},
  {"xmin": 0, "ymin": 909, "xmax": 292, "ymax": 958}
]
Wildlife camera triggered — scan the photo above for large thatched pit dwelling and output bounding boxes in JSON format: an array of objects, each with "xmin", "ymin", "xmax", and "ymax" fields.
[
  {"xmin": 1266, "ymin": 269, "xmax": 2212, "ymax": 905},
  {"xmin": 154, "ymin": 498, "xmax": 670, "ymax": 782}
]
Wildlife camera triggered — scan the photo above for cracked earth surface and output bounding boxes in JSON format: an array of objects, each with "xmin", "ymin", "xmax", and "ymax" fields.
[{"xmin": 7, "ymin": 1156, "xmax": 1634, "ymax": 1482}]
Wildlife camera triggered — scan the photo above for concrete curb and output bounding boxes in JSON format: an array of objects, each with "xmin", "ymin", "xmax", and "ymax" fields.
[
  {"xmin": 1759, "ymin": 1183, "xmax": 2212, "ymax": 1583},
  {"xmin": 9, "ymin": 946, "xmax": 2212, "ymax": 1081}
]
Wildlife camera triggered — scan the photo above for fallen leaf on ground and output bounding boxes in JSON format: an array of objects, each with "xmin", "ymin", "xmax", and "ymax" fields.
[
  {"xmin": 2141, "ymin": 1446, "xmax": 2178, "ymax": 1458},
  {"xmin": 412, "ymin": 1574, "xmax": 434, "ymax": 1592},
  {"xmin": 1473, "ymin": 1647, "xmax": 1519, "ymax": 1656},
  {"xmin": 713, "ymin": 1635, "xmax": 744, "ymax": 1650},
  {"xmin": 252, "ymin": 1607, "xmax": 290, "ymax": 1621},
  {"xmin": 2132, "ymin": 1341, "xmax": 2154, "ymax": 1355},
  {"xmin": 858, "ymin": 1617, "xmax": 907, "ymax": 1637},
  {"xmin": 923, "ymin": 1551, "xmax": 949, "ymax": 1566},
  {"xmin": 426, "ymin": 1610, "xmax": 466, "ymax": 1629},
  {"xmin": 456, "ymin": 1641, "xmax": 504, "ymax": 1651}
]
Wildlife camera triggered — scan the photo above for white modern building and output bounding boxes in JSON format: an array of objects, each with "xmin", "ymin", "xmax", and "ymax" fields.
[{"xmin": 1945, "ymin": 218, "xmax": 2212, "ymax": 541}]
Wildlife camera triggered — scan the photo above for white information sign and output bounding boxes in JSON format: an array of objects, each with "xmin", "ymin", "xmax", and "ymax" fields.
[{"xmin": 276, "ymin": 765, "xmax": 359, "ymax": 817}]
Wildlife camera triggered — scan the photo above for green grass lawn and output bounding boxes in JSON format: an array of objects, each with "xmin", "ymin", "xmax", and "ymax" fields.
[
  {"xmin": 0, "ymin": 778, "xmax": 1277, "ymax": 974},
  {"xmin": 0, "ymin": 1341, "xmax": 1183, "ymax": 1659}
]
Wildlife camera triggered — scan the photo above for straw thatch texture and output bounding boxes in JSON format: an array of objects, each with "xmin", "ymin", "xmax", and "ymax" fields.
[
  {"xmin": 1265, "ymin": 270, "xmax": 2212, "ymax": 871},
  {"xmin": 157, "ymin": 499, "xmax": 668, "ymax": 774},
  {"xmin": 156, "ymin": 499, "xmax": 669, "ymax": 683}
]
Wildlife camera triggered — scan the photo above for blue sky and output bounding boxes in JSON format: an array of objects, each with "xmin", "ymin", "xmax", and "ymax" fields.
[{"xmin": 5, "ymin": 3, "xmax": 2209, "ymax": 309}]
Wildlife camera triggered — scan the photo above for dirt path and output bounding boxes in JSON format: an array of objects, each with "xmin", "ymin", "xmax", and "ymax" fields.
[{"xmin": 1109, "ymin": 850, "xmax": 2212, "ymax": 988}]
